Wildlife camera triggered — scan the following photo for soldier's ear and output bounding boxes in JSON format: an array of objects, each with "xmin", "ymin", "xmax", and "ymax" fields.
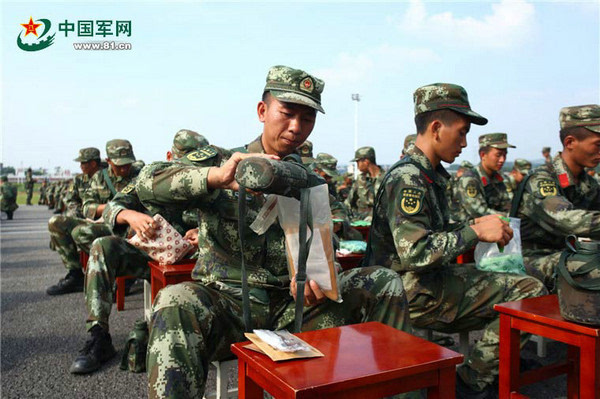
[
  {"xmin": 564, "ymin": 135, "xmax": 577, "ymax": 150},
  {"xmin": 257, "ymin": 101, "xmax": 267, "ymax": 123}
]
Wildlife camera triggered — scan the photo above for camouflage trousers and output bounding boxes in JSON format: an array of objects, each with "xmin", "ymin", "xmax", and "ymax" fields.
[
  {"xmin": 405, "ymin": 265, "xmax": 547, "ymax": 391},
  {"xmin": 523, "ymin": 248, "xmax": 562, "ymax": 290},
  {"xmin": 85, "ymin": 236, "xmax": 151, "ymax": 331},
  {"xmin": 147, "ymin": 266, "xmax": 410, "ymax": 399},
  {"xmin": 48, "ymin": 215, "xmax": 112, "ymax": 270},
  {"xmin": 26, "ymin": 187, "xmax": 33, "ymax": 205}
]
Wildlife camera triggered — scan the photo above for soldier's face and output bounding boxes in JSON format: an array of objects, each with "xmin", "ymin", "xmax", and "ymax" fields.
[
  {"xmin": 434, "ymin": 116, "xmax": 470, "ymax": 163},
  {"xmin": 570, "ymin": 132, "xmax": 600, "ymax": 169},
  {"xmin": 357, "ymin": 158, "xmax": 369, "ymax": 173},
  {"xmin": 481, "ymin": 148, "xmax": 507, "ymax": 172},
  {"xmin": 80, "ymin": 160, "xmax": 97, "ymax": 176},
  {"xmin": 107, "ymin": 160, "xmax": 132, "ymax": 177},
  {"xmin": 258, "ymin": 97, "xmax": 317, "ymax": 157}
]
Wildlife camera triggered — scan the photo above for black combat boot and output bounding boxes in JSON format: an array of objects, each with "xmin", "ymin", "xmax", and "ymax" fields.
[
  {"xmin": 70, "ymin": 325, "xmax": 116, "ymax": 374},
  {"xmin": 456, "ymin": 373, "xmax": 498, "ymax": 399},
  {"xmin": 46, "ymin": 269, "xmax": 84, "ymax": 295}
]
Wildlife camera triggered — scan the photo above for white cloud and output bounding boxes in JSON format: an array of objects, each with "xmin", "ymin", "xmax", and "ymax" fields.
[
  {"xmin": 315, "ymin": 44, "xmax": 440, "ymax": 87},
  {"xmin": 396, "ymin": 0, "xmax": 536, "ymax": 49}
]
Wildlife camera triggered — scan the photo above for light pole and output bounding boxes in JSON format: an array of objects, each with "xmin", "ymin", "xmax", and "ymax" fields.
[{"xmin": 351, "ymin": 93, "xmax": 360, "ymax": 178}]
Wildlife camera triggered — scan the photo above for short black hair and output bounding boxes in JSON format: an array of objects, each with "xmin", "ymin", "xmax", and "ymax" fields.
[
  {"xmin": 479, "ymin": 146, "xmax": 492, "ymax": 156},
  {"xmin": 414, "ymin": 109, "xmax": 464, "ymax": 134},
  {"xmin": 559, "ymin": 126, "xmax": 598, "ymax": 145},
  {"xmin": 262, "ymin": 91, "xmax": 272, "ymax": 104}
]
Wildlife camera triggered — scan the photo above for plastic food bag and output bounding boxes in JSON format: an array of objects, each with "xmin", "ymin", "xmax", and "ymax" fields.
[
  {"xmin": 339, "ymin": 240, "xmax": 367, "ymax": 254},
  {"xmin": 474, "ymin": 217, "xmax": 526, "ymax": 275},
  {"xmin": 277, "ymin": 184, "xmax": 341, "ymax": 302}
]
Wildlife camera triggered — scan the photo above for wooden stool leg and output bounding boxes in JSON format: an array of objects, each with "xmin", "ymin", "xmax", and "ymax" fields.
[
  {"xmin": 459, "ymin": 331, "xmax": 470, "ymax": 356},
  {"xmin": 499, "ymin": 314, "xmax": 521, "ymax": 399},
  {"xmin": 427, "ymin": 366, "xmax": 455, "ymax": 399},
  {"xmin": 567, "ymin": 345, "xmax": 579, "ymax": 399},
  {"xmin": 116, "ymin": 277, "xmax": 125, "ymax": 311},
  {"xmin": 237, "ymin": 359, "xmax": 262, "ymax": 399},
  {"xmin": 579, "ymin": 336, "xmax": 599, "ymax": 399},
  {"xmin": 143, "ymin": 280, "xmax": 152, "ymax": 322}
]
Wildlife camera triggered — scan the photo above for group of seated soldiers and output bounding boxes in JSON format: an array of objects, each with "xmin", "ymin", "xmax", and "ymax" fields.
[{"xmin": 43, "ymin": 64, "xmax": 600, "ymax": 399}]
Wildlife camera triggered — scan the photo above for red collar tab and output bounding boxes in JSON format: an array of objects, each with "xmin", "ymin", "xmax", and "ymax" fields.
[
  {"xmin": 495, "ymin": 174, "xmax": 503, "ymax": 182},
  {"xmin": 421, "ymin": 171, "xmax": 433, "ymax": 184},
  {"xmin": 558, "ymin": 173, "xmax": 570, "ymax": 188},
  {"xmin": 481, "ymin": 176, "xmax": 489, "ymax": 186}
]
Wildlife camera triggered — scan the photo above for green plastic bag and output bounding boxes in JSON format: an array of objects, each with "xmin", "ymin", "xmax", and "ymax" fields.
[
  {"xmin": 474, "ymin": 217, "xmax": 526, "ymax": 275},
  {"xmin": 339, "ymin": 240, "xmax": 367, "ymax": 254}
]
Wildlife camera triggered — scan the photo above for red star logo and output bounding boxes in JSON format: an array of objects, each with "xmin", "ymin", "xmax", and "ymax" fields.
[
  {"xmin": 304, "ymin": 79, "xmax": 312, "ymax": 88},
  {"xmin": 21, "ymin": 17, "xmax": 42, "ymax": 37}
]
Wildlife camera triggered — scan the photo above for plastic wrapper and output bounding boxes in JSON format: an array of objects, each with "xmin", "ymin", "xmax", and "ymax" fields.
[
  {"xmin": 277, "ymin": 184, "xmax": 341, "ymax": 302},
  {"xmin": 474, "ymin": 217, "xmax": 526, "ymax": 275},
  {"xmin": 339, "ymin": 240, "xmax": 367, "ymax": 254}
]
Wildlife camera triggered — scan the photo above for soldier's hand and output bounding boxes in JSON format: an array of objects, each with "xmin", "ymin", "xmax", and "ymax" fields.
[
  {"xmin": 471, "ymin": 214, "xmax": 513, "ymax": 247},
  {"xmin": 207, "ymin": 152, "xmax": 279, "ymax": 191},
  {"xmin": 290, "ymin": 276, "xmax": 326, "ymax": 307},
  {"xmin": 183, "ymin": 228, "xmax": 199, "ymax": 247},
  {"xmin": 118, "ymin": 210, "xmax": 157, "ymax": 241}
]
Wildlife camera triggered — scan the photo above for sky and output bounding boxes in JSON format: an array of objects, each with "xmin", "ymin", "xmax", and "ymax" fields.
[{"xmin": 2, "ymin": 0, "xmax": 599, "ymax": 173}]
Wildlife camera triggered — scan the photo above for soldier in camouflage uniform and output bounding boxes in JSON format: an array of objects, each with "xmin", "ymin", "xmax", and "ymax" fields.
[
  {"xmin": 336, "ymin": 172, "xmax": 353, "ymax": 201},
  {"xmin": 512, "ymin": 105, "xmax": 600, "ymax": 289},
  {"xmin": 345, "ymin": 146, "xmax": 385, "ymax": 221},
  {"xmin": 542, "ymin": 146, "xmax": 552, "ymax": 166},
  {"xmin": 142, "ymin": 66, "xmax": 411, "ymax": 399},
  {"xmin": 313, "ymin": 152, "xmax": 339, "ymax": 198},
  {"xmin": 1, "ymin": 176, "xmax": 18, "ymax": 220},
  {"xmin": 38, "ymin": 179, "xmax": 48, "ymax": 205},
  {"xmin": 25, "ymin": 168, "xmax": 34, "ymax": 205},
  {"xmin": 365, "ymin": 83, "xmax": 547, "ymax": 398},
  {"xmin": 46, "ymin": 141, "xmax": 140, "ymax": 295},
  {"xmin": 503, "ymin": 159, "xmax": 532, "ymax": 200},
  {"xmin": 401, "ymin": 133, "xmax": 416, "ymax": 158},
  {"xmin": 448, "ymin": 160, "xmax": 476, "ymax": 220},
  {"xmin": 452, "ymin": 133, "xmax": 514, "ymax": 224},
  {"xmin": 296, "ymin": 139, "xmax": 315, "ymax": 165},
  {"xmin": 69, "ymin": 131, "xmax": 208, "ymax": 374}
]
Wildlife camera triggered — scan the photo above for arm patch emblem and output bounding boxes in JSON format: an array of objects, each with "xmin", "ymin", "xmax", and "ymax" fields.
[
  {"xmin": 120, "ymin": 182, "xmax": 135, "ymax": 194},
  {"xmin": 186, "ymin": 146, "xmax": 218, "ymax": 162},
  {"xmin": 399, "ymin": 187, "xmax": 424, "ymax": 215},
  {"xmin": 466, "ymin": 183, "xmax": 477, "ymax": 198},
  {"xmin": 538, "ymin": 180, "xmax": 557, "ymax": 197}
]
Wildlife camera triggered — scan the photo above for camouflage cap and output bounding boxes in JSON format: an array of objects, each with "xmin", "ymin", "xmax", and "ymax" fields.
[
  {"xmin": 106, "ymin": 139, "xmax": 135, "ymax": 166},
  {"xmin": 413, "ymin": 83, "xmax": 488, "ymax": 125},
  {"xmin": 542, "ymin": 147, "xmax": 551, "ymax": 153},
  {"xmin": 513, "ymin": 158, "xmax": 532, "ymax": 175},
  {"xmin": 171, "ymin": 129, "xmax": 209, "ymax": 158},
  {"xmin": 559, "ymin": 104, "xmax": 600, "ymax": 133},
  {"xmin": 74, "ymin": 147, "xmax": 101, "ymax": 163},
  {"xmin": 478, "ymin": 133, "xmax": 516, "ymax": 149},
  {"xmin": 351, "ymin": 146, "xmax": 376, "ymax": 163},
  {"xmin": 314, "ymin": 152, "xmax": 338, "ymax": 177},
  {"xmin": 403, "ymin": 134, "xmax": 417, "ymax": 151},
  {"xmin": 264, "ymin": 65, "xmax": 325, "ymax": 113},
  {"xmin": 460, "ymin": 160, "xmax": 474, "ymax": 169},
  {"xmin": 296, "ymin": 140, "xmax": 315, "ymax": 164}
]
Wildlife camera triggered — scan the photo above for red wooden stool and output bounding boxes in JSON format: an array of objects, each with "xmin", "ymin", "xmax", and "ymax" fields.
[
  {"xmin": 79, "ymin": 251, "xmax": 89, "ymax": 271},
  {"xmin": 494, "ymin": 294, "xmax": 600, "ymax": 398},
  {"xmin": 352, "ymin": 224, "xmax": 370, "ymax": 241},
  {"xmin": 148, "ymin": 259, "xmax": 196, "ymax": 302},
  {"xmin": 335, "ymin": 251, "xmax": 364, "ymax": 270},
  {"xmin": 231, "ymin": 321, "xmax": 463, "ymax": 399},
  {"xmin": 455, "ymin": 248, "xmax": 475, "ymax": 264}
]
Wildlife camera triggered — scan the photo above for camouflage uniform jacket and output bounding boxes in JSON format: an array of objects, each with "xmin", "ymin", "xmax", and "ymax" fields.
[
  {"xmin": 452, "ymin": 163, "xmax": 510, "ymax": 223},
  {"xmin": 63, "ymin": 173, "xmax": 93, "ymax": 218},
  {"xmin": 503, "ymin": 173, "xmax": 518, "ymax": 201},
  {"xmin": 25, "ymin": 171, "xmax": 34, "ymax": 189},
  {"xmin": 136, "ymin": 137, "xmax": 347, "ymax": 294},
  {"xmin": 365, "ymin": 145, "xmax": 479, "ymax": 302},
  {"xmin": 104, "ymin": 176, "xmax": 198, "ymax": 237},
  {"xmin": 1, "ymin": 183, "xmax": 19, "ymax": 212},
  {"xmin": 345, "ymin": 169, "xmax": 385, "ymax": 219},
  {"xmin": 82, "ymin": 166, "xmax": 140, "ymax": 220},
  {"xmin": 514, "ymin": 153, "xmax": 600, "ymax": 250}
]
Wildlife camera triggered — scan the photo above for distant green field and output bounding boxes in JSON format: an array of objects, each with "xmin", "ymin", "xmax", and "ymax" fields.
[{"xmin": 16, "ymin": 183, "xmax": 42, "ymax": 205}]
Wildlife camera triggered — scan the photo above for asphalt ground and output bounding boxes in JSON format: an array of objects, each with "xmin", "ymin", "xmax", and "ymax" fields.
[{"xmin": 1, "ymin": 206, "xmax": 569, "ymax": 398}]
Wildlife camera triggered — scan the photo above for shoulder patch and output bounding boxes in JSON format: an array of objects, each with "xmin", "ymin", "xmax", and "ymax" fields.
[
  {"xmin": 120, "ymin": 182, "xmax": 135, "ymax": 195},
  {"xmin": 466, "ymin": 183, "xmax": 478, "ymax": 198},
  {"xmin": 538, "ymin": 179, "xmax": 558, "ymax": 197},
  {"xmin": 186, "ymin": 146, "xmax": 218, "ymax": 162},
  {"xmin": 399, "ymin": 187, "xmax": 424, "ymax": 216}
]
